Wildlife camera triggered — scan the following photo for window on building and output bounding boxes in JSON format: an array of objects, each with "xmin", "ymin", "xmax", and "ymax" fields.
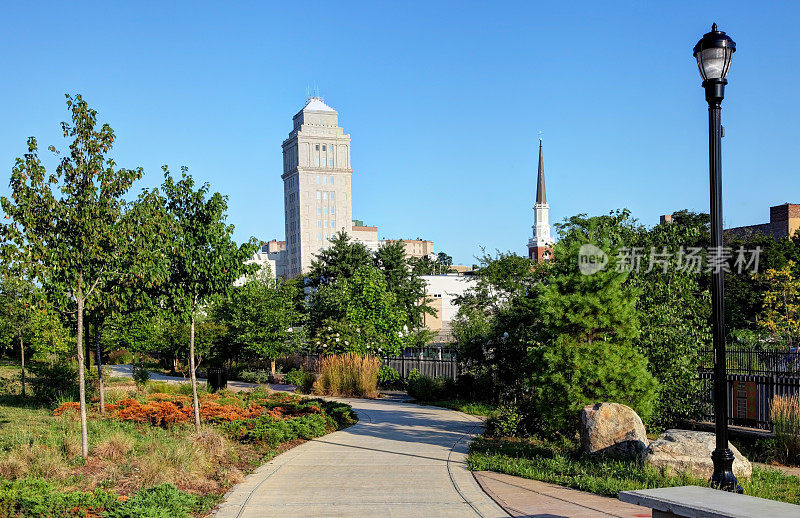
[
  {"xmin": 322, "ymin": 145, "xmax": 326, "ymax": 151},
  {"xmin": 324, "ymin": 220, "xmax": 328, "ymax": 228},
  {"xmin": 318, "ymin": 233, "xmax": 322, "ymax": 241},
  {"xmin": 330, "ymin": 192, "xmax": 335, "ymax": 201},
  {"xmin": 330, "ymin": 206, "xmax": 335, "ymax": 214},
  {"xmin": 330, "ymin": 176, "xmax": 334, "ymax": 185},
  {"xmin": 315, "ymin": 144, "xmax": 319, "ymax": 151},
  {"xmin": 323, "ymin": 192, "xmax": 328, "ymax": 200},
  {"xmin": 323, "ymin": 176, "xmax": 327, "ymax": 185},
  {"xmin": 318, "ymin": 220, "xmax": 322, "ymax": 228},
  {"xmin": 316, "ymin": 191, "xmax": 321, "ymax": 200},
  {"xmin": 328, "ymin": 158, "xmax": 333, "ymax": 166},
  {"xmin": 316, "ymin": 175, "xmax": 320, "ymax": 184},
  {"xmin": 331, "ymin": 219, "xmax": 335, "ymax": 228},
  {"xmin": 315, "ymin": 157, "xmax": 320, "ymax": 166},
  {"xmin": 317, "ymin": 207, "xmax": 321, "ymax": 215},
  {"xmin": 323, "ymin": 207, "xmax": 327, "ymax": 215}
]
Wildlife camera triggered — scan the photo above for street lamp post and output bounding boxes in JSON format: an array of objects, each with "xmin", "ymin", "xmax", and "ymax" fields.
[{"xmin": 693, "ymin": 23, "xmax": 741, "ymax": 493}]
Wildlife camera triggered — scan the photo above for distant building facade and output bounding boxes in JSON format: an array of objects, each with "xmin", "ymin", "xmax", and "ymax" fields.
[
  {"xmin": 420, "ymin": 274, "xmax": 476, "ymax": 342},
  {"xmin": 527, "ymin": 139, "xmax": 554, "ymax": 261},
  {"xmin": 726, "ymin": 203, "xmax": 800, "ymax": 240},
  {"xmin": 264, "ymin": 98, "xmax": 436, "ymax": 278},
  {"xmin": 382, "ymin": 239, "xmax": 435, "ymax": 259},
  {"xmin": 236, "ymin": 239, "xmax": 286, "ymax": 285},
  {"xmin": 281, "ymin": 97, "xmax": 353, "ymax": 278}
]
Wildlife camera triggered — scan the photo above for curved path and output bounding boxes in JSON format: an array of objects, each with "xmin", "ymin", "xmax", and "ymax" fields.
[{"xmin": 215, "ymin": 397, "xmax": 508, "ymax": 518}]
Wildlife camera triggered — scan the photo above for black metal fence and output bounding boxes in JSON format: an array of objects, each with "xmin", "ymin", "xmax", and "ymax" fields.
[
  {"xmin": 382, "ymin": 355, "xmax": 459, "ymax": 380},
  {"xmin": 698, "ymin": 347, "xmax": 800, "ymax": 430},
  {"xmin": 299, "ymin": 348, "xmax": 459, "ymax": 381}
]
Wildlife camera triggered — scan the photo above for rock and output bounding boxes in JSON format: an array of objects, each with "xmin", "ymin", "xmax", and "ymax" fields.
[
  {"xmin": 580, "ymin": 402, "xmax": 648, "ymax": 458},
  {"xmin": 644, "ymin": 429, "xmax": 752, "ymax": 480}
]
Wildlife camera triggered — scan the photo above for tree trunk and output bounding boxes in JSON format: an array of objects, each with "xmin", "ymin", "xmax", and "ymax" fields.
[
  {"xmin": 19, "ymin": 332, "xmax": 25, "ymax": 397},
  {"xmin": 76, "ymin": 292, "xmax": 89, "ymax": 459},
  {"xmin": 189, "ymin": 313, "xmax": 201, "ymax": 432},
  {"xmin": 270, "ymin": 359, "xmax": 276, "ymax": 376},
  {"xmin": 95, "ymin": 323, "xmax": 106, "ymax": 415}
]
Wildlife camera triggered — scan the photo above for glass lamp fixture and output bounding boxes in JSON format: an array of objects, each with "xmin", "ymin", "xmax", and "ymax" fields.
[{"xmin": 694, "ymin": 23, "xmax": 736, "ymax": 83}]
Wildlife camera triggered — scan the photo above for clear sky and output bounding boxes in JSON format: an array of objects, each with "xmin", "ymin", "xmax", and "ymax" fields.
[{"xmin": 1, "ymin": 1, "xmax": 797, "ymax": 265}]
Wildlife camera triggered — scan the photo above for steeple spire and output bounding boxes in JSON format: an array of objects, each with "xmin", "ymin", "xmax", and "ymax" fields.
[{"xmin": 536, "ymin": 138, "xmax": 546, "ymax": 205}]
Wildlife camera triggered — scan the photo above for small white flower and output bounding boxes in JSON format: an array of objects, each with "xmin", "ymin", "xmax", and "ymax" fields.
[
  {"xmin": 335, "ymin": 337, "xmax": 340, "ymax": 342},
  {"xmin": 344, "ymin": 341, "xmax": 349, "ymax": 345}
]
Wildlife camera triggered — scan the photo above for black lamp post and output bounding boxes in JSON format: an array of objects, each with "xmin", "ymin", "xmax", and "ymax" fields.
[{"xmin": 693, "ymin": 23, "xmax": 741, "ymax": 493}]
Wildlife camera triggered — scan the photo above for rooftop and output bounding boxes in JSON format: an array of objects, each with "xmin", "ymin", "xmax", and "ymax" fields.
[{"xmin": 302, "ymin": 97, "xmax": 335, "ymax": 113}]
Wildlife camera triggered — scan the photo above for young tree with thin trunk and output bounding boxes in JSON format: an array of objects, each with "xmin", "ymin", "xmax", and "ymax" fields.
[
  {"xmin": 161, "ymin": 167, "xmax": 257, "ymax": 431},
  {"xmin": 0, "ymin": 95, "xmax": 166, "ymax": 458},
  {"xmin": 0, "ymin": 274, "xmax": 35, "ymax": 395}
]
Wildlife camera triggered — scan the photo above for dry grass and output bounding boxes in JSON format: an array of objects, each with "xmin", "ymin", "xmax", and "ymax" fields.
[
  {"xmin": 313, "ymin": 353, "xmax": 380, "ymax": 398},
  {"xmin": 771, "ymin": 393, "xmax": 800, "ymax": 465}
]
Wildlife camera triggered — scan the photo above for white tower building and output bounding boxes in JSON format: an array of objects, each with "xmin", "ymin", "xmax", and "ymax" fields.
[
  {"xmin": 527, "ymin": 138, "xmax": 554, "ymax": 261},
  {"xmin": 281, "ymin": 98, "xmax": 353, "ymax": 277}
]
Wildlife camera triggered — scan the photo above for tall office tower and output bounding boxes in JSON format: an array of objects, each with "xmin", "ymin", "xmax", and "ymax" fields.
[{"xmin": 281, "ymin": 97, "xmax": 353, "ymax": 277}]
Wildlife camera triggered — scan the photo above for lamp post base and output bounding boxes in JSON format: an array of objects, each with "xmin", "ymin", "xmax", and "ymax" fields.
[{"xmin": 710, "ymin": 448, "xmax": 743, "ymax": 493}]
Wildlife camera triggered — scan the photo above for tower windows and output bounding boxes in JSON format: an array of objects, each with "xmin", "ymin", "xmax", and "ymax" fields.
[
  {"xmin": 330, "ymin": 206, "xmax": 335, "ymax": 214},
  {"xmin": 330, "ymin": 176, "xmax": 334, "ymax": 185}
]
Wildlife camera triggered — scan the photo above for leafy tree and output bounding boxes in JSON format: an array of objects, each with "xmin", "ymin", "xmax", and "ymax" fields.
[
  {"xmin": 308, "ymin": 266, "xmax": 405, "ymax": 355},
  {"xmin": 528, "ymin": 335, "xmax": 657, "ymax": 436},
  {"xmin": 373, "ymin": 240, "xmax": 432, "ymax": 329},
  {"xmin": 0, "ymin": 95, "xmax": 164, "ymax": 458},
  {"xmin": 307, "ymin": 231, "xmax": 372, "ymax": 287},
  {"xmin": 0, "ymin": 274, "xmax": 35, "ymax": 394},
  {"xmin": 160, "ymin": 167, "xmax": 257, "ymax": 431},
  {"xmin": 541, "ymin": 211, "xmax": 641, "ymax": 346},
  {"xmin": 437, "ymin": 252, "xmax": 453, "ymax": 267},
  {"xmin": 629, "ymin": 210, "xmax": 712, "ymax": 428},
  {"xmin": 224, "ymin": 267, "xmax": 300, "ymax": 374},
  {"xmin": 757, "ymin": 261, "xmax": 800, "ymax": 347}
]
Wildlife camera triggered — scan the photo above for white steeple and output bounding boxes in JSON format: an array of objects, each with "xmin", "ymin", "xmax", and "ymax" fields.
[{"xmin": 528, "ymin": 138, "xmax": 554, "ymax": 260}]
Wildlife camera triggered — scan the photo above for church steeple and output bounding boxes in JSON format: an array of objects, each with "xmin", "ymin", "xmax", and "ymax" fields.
[
  {"xmin": 536, "ymin": 138, "xmax": 546, "ymax": 204},
  {"xmin": 528, "ymin": 137, "xmax": 554, "ymax": 262}
]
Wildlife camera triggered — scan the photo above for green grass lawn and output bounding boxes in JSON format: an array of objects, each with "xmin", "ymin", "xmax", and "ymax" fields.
[{"xmin": 468, "ymin": 436, "xmax": 800, "ymax": 505}]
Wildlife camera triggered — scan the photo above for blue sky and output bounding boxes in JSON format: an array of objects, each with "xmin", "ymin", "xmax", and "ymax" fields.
[{"xmin": 1, "ymin": 1, "xmax": 797, "ymax": 265}]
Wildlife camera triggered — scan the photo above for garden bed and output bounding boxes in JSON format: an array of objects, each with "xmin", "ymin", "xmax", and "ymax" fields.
[{"xmin": 0, "ymin": 382, "xmax": 356, "ymax": 517}]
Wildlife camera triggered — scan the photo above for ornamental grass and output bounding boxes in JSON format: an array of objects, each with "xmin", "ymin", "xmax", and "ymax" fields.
[
  {"xmin": 314, "ymin": 353, "xmax": 380, "ymax": 398},
  {"xmin": 771, "ymin": 393, "xmax": 800, "ymax": 465}
]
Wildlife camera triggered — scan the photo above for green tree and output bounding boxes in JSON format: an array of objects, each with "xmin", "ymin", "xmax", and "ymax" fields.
[
  {"xmin": 160, "ymin": 167, "xmax": 257, "ymax": 431},
  {"xmin": 309, "ymin": 266, "xmax": 405, "ymax": 355},
  {"xmin": 225, "ymin": 267, "xmax": 300, "ymax": 374},
  {"xmin": 757, "ymin": 261, "xmax": 800, "ymax": 346},
  {"xmin": 374, "ymin": 240, "xmax": 432, "ymax": 329},
  {"xmin": 307, "ymin": 231, "xmax": 372, "ymax": 287},
  {"xmin": 0, "ymin": 274, "xmax": 35, "ymax": 395},
  {"xmin": 0, "ymin": 95, "xmax": 164, "ymax": 458}
]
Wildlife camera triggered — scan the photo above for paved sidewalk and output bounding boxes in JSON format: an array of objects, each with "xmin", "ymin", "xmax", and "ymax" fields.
[
  {"xmin": 215, "ymin": 398, "xmax": 507, "ymax": 518},
  {"xmin": 474, "ymin": 471, "xmax": 652, "ymax": 518},
  {"xmin": 106, "ymin": 364, "xmax": 295, "ymax": 392}
]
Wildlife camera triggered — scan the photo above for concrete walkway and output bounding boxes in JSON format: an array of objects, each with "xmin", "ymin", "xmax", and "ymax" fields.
[
  {"xmin": 475, "ymin": 471, "xmax": 652, "ymax": 518},
  {"xmin": 106, "ymin": 364, "xmax": 295, "ymax": 392},
  {"xmin": 215, "ymin": 397, "xmax": 508, "ymax": 518}
]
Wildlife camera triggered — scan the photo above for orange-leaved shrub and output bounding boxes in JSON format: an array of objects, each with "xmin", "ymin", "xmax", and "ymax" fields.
[{"xmin": 314, "ymin": 353, "xmax": 380, "ymax": 398}]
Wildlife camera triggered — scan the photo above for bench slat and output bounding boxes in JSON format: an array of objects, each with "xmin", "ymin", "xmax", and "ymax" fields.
[{"xmin": 619, "ymin": 486, "xmax": 800, "ymax": 518}]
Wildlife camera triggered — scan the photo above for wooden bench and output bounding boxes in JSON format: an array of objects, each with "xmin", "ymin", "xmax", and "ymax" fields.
[{"xmin": 619, "ymin": 486, "xmax": 800, "ymax": 517}]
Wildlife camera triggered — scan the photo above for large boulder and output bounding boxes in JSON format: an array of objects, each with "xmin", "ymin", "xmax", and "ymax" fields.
[
  {"xmin": 580, "ymin": 403, "xmax": 648, "ymax": 458},
  {"xmin": 644, "ymin": 429, "xmax": 752, "ymax": 480}
]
